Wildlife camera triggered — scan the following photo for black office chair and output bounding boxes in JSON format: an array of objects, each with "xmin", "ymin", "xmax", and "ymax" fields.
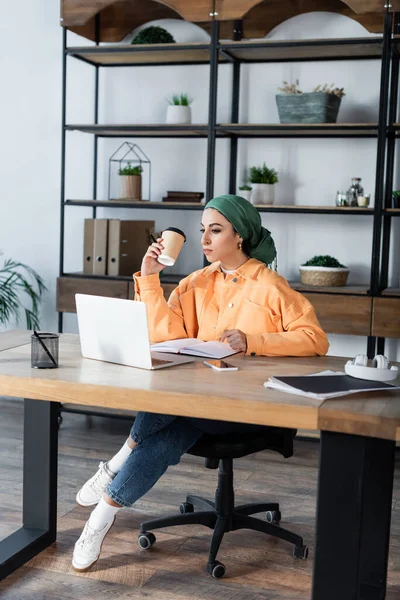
[{"xmin": 138, "ymin": 428, "xmax": 309, "ymax": 578}]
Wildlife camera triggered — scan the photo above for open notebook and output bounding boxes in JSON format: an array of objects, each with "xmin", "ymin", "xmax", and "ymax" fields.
[{"xmin": 150, "ymin": 338, "xmax": 239, "ymax": 359}]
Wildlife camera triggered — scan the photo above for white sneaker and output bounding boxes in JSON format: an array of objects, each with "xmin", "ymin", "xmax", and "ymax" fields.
[
  {"xmin": 72, "ymin": 517, "xmax": 115, "ymax": 572},
  {"xmin": 76, "ymin": 462, "xmax": 115, "ymax": 507}
]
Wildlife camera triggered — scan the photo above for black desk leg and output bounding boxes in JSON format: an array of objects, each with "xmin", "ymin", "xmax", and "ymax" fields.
[
  {"xmin": 312, "ymin": 431, "xmax": 395, "ymax": 600},
  {"xmin": 0, "ymin": 399, "xmax": 58, "ymax": 580}
]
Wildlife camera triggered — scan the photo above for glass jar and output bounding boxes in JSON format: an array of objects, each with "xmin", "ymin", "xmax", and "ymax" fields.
[
  {"xmin": 346, "ymin": 178, "xmax": 364, "ymax": 207},
  {"xmin": 335, "ymin": 190, "xmax": 348, "ymax": 206}
]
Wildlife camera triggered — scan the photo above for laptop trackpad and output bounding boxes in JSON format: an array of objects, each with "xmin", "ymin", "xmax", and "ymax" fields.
[{"xmin": 151, "ymin": 351, "xmax": 194, "ymax": 365}]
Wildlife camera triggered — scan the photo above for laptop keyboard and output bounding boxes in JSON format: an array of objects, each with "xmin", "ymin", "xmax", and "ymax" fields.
[{"xmin": 152, "ymin": 358, "xmax": 173, "ymax": 367}]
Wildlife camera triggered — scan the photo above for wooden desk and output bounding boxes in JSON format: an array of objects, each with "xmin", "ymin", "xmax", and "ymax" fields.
[{"xmin": 0, "ymin": 332, "xmax": 399, "ymax": 600}]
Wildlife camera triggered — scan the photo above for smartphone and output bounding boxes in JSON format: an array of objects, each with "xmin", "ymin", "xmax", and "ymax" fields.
[{"xmin": 204, "ymin": 359, "xmax": 238, "ymax": 371}]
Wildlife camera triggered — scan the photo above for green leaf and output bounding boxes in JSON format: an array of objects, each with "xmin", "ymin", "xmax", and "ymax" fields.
[
  {"xmin": 248, "ymin": 163, "xmax": 279, "ymax": 184},
  {"xmin": 302, "ymin": 255, "xmax": 346, "ymax": 268},
  {"xmin": 0, "ymin": 250, "xmax": 46, "ymax": 328}
]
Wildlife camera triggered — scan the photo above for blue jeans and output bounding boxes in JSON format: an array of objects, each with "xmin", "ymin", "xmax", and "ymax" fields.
[{"xmin": 107, "ymin": 412, "xmax": 271, "ymax": 508}]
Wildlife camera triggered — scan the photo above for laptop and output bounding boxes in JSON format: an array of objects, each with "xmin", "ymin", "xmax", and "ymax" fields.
[{"xmin": 75, "ymin": 294, "xmax": 195, "ymax": 370}]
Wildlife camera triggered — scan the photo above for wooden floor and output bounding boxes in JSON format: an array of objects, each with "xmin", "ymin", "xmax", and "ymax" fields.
[{"xmin": 0, "ymin": 398, "xmax": 399, "ymax": 599}]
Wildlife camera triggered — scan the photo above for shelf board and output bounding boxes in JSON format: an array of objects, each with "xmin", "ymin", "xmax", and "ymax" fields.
[
  {"xmin": 62, "ymin": 272, "xmax": 185, "ymax": 284},
  {"xmin": 66, "ymin": 123, "xmax": 378, "ymax": 138},
  {"xmin": 382, "ymin": 288, "xmax": 400, "ymax": 297},
  {"xmin": 65, "ymin": 124, "xmax": 211, "ymax": 137},
  {"xmin": 290, "ymin": 282, "xmax": 370, "ymax": 295},
  {"xmin": 66, "ymin": 43, "xmax": 219, "ymax": 67},
  {"xmin": 65, "ymin": 200, "xmax": 374, "ymax": 215},
  {"xmin": 66, "ymin": 38, "xmax": 385, "ymax": 67},
  {"xmin": 251, "ymin": 205, "xmax": 374, "ymax": 214},
  {"xmin": 383, "ymin": 208, "xmax": 400, "ymax": 215},
  {"xmin": 61, "ymin": 273, "xmax": 370, "ymax": 296},
  {"xmin": 65, "ymin": 124, "xmax": 213, "ymax": 137},
  {"xmin": 220, "ymin": 37, "xmax": 384, "ymax": 63},
  {"xmin": 65, "ymin": 200, "xmax": 205, "ymax": 210},
  {"xmin": 217, "ymin": 123, "xmax": 378, "ymax": 137}
]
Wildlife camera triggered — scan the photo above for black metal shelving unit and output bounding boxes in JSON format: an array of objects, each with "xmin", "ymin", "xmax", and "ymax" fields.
[{"xmin": 59, "ymin": 11, "xmax": 399, "ymax": 360}]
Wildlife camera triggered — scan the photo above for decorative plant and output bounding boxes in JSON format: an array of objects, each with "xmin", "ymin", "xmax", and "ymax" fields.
[
  {"xmin": 131, "ymin": 26, "xmax": 175, "ymax": 45},
  {"xmin": 118, "ymin": 163, "xmax": 143, "ymax": 176},
  {"xmin": 278, "ymin": 80, "xmax": 345, "ymax": 98},
  {"xmin": 239, "ymin": 184, "xmax": 252, "ymax": 191},
  {"xmin": 0, "ymin": 250, "xmax": 46, "ymax": 329},
  {"xmin": 249, "ymin": 163, "xmax": 279, "ymax": 185},
  {"xmin": 392, "ymin": 190, "xmax": 400, "ymax": 203},
  {"xmin": 302, "ymin": 255, "xmax": 346, "ymax": 268},
  {"xmin": 168, "ymin": 93, "xmax": 193, "ymax": 106}
]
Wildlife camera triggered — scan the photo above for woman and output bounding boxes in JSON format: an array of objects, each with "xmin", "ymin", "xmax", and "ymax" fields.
[{"xmin": 72, "ymin": 194, "xmax": 329, "ymax": 572}]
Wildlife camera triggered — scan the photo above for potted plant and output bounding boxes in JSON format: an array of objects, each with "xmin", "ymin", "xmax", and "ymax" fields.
[
  {"xmin": 299, "ymin": 255, "xmax": 349, "ymax": 287},
  {"xmin": 0, "ymin": 250, "xmax": 46, "ymax": 328},
  {"xmin": 276, "ymin": 81, "xmax": 345, "ymax": 124},
  {"xmin": 119, "ymin": 163, "xmax": 143, "ymax": 200},
  {"xmin": 166, "ymin": 93, "xmax": 193, "ymax": 124},
  {"xmin": 132, "ymin": 26, "xmax": 175, "ymax": 45},
  {"xmin": 248, "ymin": 163, "xmax": 278, "ymax": 205},
  {"xmin": 238, "ymin": 184, "xmax": 252, "ymax": 202},
  {"xmin": 392, "ymin": 190, "xmax": 400, "ymax": 208}
]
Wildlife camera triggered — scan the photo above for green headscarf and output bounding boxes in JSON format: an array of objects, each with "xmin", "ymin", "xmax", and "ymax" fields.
[{"xmin": 206, "ymin": 194, "xmax": 277, "ymax": 268}]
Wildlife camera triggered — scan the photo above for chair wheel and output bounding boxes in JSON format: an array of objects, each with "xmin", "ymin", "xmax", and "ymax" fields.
[
  {"xmin": 293, "ymin": 545, "xmax": 309, "ymax": 560},
  {"xmin": 266, "ymin": 510, "xmax": 281, "ymax": 524},
  {"xmin": 207, "ymin": 560, "xmax": 226, "ymax": 579},
  {"xmin": 180, "ymin": 502, "xmax": 194, "ymax": 514},
  {"xmin": 138, "ymin": 531, "xmax": 156, "ymax": 549}
]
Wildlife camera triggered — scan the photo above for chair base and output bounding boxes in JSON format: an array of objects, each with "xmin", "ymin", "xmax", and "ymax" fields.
[{"xmin": 139, "ymin": 458, "xmax": 308, "ymax": 577}]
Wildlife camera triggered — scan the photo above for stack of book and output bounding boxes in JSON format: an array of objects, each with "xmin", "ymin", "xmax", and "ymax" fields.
[{"xmin": 162, "ymin": 191, "xmax": 204, "ymax": 203}]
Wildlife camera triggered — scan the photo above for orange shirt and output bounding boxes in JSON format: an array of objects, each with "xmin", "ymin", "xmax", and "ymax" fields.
[{"xmin": 133, "ymin": 258, "xmax": 329, "ymax": 357}]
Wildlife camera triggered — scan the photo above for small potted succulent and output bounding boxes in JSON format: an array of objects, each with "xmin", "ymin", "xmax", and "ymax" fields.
[
  {"xmin": 248, "ymin": 163, "xmax": 278, "ymax": 205},
  {"xmin": 276, "ymin": 80, "xmax": 345, "ymax": 124},
  {"xmin": 119, "ymin": 163, "xmax": 143, "ymax": 200},
  {"xmin": 166, "ymin": 93, "xmax": 193, "ymax": 124},
  {"xmin": 238, "ymin": 184, "xmax": 252, "ymax": 202},
  {"xmin": 131, "ymin": 26, "xmax": 175, "ymax": 45},
  {"xmin": 299, "ymin": 255, "xmax": 349, "ymax": 287}
]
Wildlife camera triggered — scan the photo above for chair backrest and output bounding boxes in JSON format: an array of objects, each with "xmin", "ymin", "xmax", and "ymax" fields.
[{"xmin": 187, "ymin": 428, "xmax": 296, "ymax": 468}]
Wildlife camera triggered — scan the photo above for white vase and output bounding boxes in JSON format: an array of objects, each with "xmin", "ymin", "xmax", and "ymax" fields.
[
  {"xmin": 166, "ymin": 105, "xmax": 192, "ymax": 124},
  {"xmin": 251, "ymin": 183, "xmax": 275, "ymax": 205},
  {"xmin": 238, "ymin": 189, "xmax": 252, "ymax": 202}
]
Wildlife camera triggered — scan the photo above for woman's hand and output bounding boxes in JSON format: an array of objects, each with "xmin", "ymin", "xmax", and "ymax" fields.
[
  {"xmin": 141, "ymin": 238, "xmax": 166, "ymax": 277},
  {"xmin": 220, "ymin": 329, "xmax": 247, "ymax": 353}
]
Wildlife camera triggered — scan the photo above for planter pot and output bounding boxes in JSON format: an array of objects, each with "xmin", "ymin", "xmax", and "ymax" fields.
[
  {"xmin": 299, "ymin": 266, "xmax": 350, "ymax": 287},
  {"xmin": 238, "ymin": 189, "xmax": 252, "ymax": 202},
  {"xmin": 119, "ymin": 175, "xmax": 142, "ymax": 200},
  {"xmin": 251, "ymin": 183, "xmax": 275, "ymax": 205},
  {"xmin": 166, "ymin": 105, "xmax": 192, "ymax": 124},
  {"xmin": 276, "ymin": 93, "xmax": 342, "ymax": 124}
]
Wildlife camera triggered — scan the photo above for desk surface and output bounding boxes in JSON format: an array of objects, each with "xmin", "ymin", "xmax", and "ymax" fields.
[{"xmin": 0, "ymin": 331, "xmax": 399, "ymax": 441}]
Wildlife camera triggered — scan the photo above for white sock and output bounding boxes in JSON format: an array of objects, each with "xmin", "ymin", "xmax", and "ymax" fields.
[
  {"xmin": 107, "ymin": 438, "xmax": 133, "ymax": 474},
  {"xmin": 88, "ymin": 497, "xmax": 121, "ymax": 531}
]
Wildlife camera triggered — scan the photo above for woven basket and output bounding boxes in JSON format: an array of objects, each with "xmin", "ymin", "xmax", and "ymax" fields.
[{"xmin": 299, "ymin": 266, "xmax": 349, "ymax": 287}]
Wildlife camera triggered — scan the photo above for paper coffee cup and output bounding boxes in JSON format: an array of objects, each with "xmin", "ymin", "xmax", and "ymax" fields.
[{"xmin": 158, "ymin": 227, "xmax": 186, "ymax": 266}]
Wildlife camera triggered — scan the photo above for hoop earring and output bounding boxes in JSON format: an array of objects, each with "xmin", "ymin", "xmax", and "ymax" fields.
[{"xmin": 238, "ymin": 241, "xmax": 242, "ymax": 250}]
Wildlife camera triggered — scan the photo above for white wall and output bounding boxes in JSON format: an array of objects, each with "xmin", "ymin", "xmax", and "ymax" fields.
[{"xmin": 1, "ymin": 6, "xmax": 399, "ymax": 359}]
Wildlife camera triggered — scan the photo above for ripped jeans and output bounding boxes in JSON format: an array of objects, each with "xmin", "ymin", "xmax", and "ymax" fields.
[{"xmin": 106, "ymin": 411, "xmax": 271, "ymax": 508}]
